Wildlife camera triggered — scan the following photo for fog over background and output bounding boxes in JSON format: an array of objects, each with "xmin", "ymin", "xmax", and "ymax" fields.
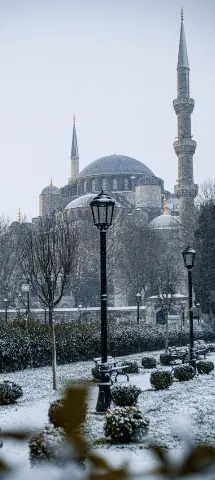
[{"xmin": 0, "ymin": 0, "xmax": 214, "ymax": 221}]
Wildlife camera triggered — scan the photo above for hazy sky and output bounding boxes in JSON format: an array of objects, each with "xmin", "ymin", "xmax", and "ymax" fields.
[{"xmin": 0, "ymin": 0, "xmax": 214, "ymax": 221}]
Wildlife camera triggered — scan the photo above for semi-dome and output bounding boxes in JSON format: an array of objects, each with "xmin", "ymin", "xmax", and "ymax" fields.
[
  {"xmin": 41, "ymin": 185, "xmax": 60, "ymax": 195},
  {"xmin": 79, "ymin": 154, "xmax": 155, "ymax": 178},
  {"xmin": 65, "ymin": 193, "xmax": 97, "ymax": 209},
  {"xmin": 149, "ymin": 214, "xmax": 179, "ymax": 230}
]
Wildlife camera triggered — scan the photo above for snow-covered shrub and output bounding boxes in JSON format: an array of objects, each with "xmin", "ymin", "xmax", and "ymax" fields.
[
  {"xmin": 121, "ymin": 361, "xmax": 139, "ymax": 374},
  {"xmin": 0, "ymin": 381, "xmax": 23, "ymax": 404},
  {"xmin": 91, "ymin": 365, "xmax": 100, "ymax": 381},
  {"xmin": 111, "ymin": 385, "xmax": 141, "ymax": 407},
  {"xmin": 174, "ymin": 365, "xmax": 195, "ymax": 382},
  {"xmin": 160, "ymin": 353, "xmax": 172, "ymax": 365},
  {"xmin": 141, "ymin": 356, "xmax": 156, "ymax": 369},
  {"xmin": 29, "ymin": 426, "xmax": 66, "ymax": 467},
  {"xmin": 48, "ymin": 399, "xmax": 67, "ymax": 429},
  {"xmin": 104, "ymin": 406, "xmax": 149, "ymax": 443},
  {"xmin": 150, "ymin": 370, "xmax": 173, "ymax": 390},
  {"xmin": 197, "ymin": 360, "xmax": 214, "ymax": 374}
]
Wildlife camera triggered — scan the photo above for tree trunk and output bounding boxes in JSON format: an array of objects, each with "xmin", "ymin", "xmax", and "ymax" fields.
[
  {"xmin": 49, "ymin": 306, "xmax": 57, "ymax": 390},
  {"xmin": 165, "ymin": 310, "xmax": 169, "ymax": 353}
]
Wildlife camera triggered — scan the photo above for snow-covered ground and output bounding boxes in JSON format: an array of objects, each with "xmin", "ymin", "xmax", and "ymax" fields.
[{"xmin": 1, "ymin": 350, "xmax": 215, "ymax": 472}]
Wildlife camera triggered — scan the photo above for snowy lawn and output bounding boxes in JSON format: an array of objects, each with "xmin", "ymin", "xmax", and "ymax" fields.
[{"xmin": 0, "ymin": 350, "xmax": 215, "ymax": 470}]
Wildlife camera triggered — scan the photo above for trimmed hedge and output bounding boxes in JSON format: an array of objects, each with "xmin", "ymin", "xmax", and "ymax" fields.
[
  {"xmin": 150, "ymin": 371, "xmax": 173, "ymax": 390},
  {"xmin": 104, "ymin": 406, "xmax": 149, "ymax": 443},
  {"xmin": 174, "ymin": 365, "xmax": 195, "ymax": 382},
  {"xmin": 197, "ymin": 360, "xmax": 214, "ymax": 375},
  {"xmin": 0, "ymin": 321, "xmax": 213, "ymax": 373},
  {"xmin": 142, "ymin": 356, "xmax": 156, "ymax": 369},
  {"xmin": 111, "ymin": 385, "xmax": 141, "ymax": 407}
]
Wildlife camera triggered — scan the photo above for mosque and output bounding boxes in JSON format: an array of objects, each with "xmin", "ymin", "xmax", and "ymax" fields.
[{"xmin": 32, "ymin": 9, "xmax": 197, "ymax": 231}]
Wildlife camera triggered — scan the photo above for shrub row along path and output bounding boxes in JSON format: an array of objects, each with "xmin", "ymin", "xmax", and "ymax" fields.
[{"xmin": 1, "ymin": 350, "xmax": 215, "ymax": 472}]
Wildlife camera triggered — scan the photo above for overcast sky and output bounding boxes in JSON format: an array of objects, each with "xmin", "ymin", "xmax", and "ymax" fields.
[{"xmin": 0, "ymin": 0, "xmax": 214, "ymax": 221}]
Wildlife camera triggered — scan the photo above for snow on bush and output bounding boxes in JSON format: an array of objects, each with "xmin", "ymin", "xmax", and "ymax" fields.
[
  {"xmin": 150, "ymin": 370, "xmax": 173, "ymax": 390},
  {"xmin": 174, "ymin": 365, "xmax": 195, "ymax": 382},
  {"xmin": 104, "ymin": 406, "xmax": 149, "ymax": 443},
  {"xmin": 29, "ymin": 426, "xmax": 67, "ymax": 467},
  {"xmin": 160, "ymin": 353, "xmax": 172, "ymax": 365},
  {"xmin": 0, "ymin": 381, "xmax": 23, "ymax": 404},
  {"xmin": 48, "ymin": 399, "xmax": 67, "ymax": 429},
  {"xmin": 121, "ymin": 361, "xmax": 139, "ymax": 374},
  {"xmin": 111, "ymin": 384, "xmax": 141, "ymax": 407},
  {"xmin": 197, "ymin": 360, "xmax": 214, "ymax": 374},
  {"xmin": 141, "ymin": 356, "xmax": 156, "ymax": 369}
]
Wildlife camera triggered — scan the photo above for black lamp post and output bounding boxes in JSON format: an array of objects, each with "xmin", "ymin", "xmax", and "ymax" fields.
[
  {"xmin": 196, "ymin": 302, "xmax": 201, "ymax": 324},
  {"xmin": 136, "ymin": 293, "xmax": 141, "ymax": 325},
  {"xmin": 90, "ymin": 190, "xmax": 115, "ymax": 412},
  {"xmin": 182, "ymin": 245, "xmax": 196, "ymax": 368},
  {"xmin": 3, "ymin": 298, "xmax": 9, "ymax": 323},
  {"xmin": 22, "ymin": 279, "xmax": 30, "ymax": 315}
]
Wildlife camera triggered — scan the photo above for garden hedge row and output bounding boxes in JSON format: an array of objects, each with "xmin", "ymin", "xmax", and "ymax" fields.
[{"xmin": 0, "ymin": 320, "xmax": 214, "ymax": 373}]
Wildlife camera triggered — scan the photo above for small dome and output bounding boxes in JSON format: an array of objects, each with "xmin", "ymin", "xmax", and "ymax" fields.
[
  {"xmin": 41, "ymin": 185, "xmax": 60, "ymax": 195},
  {"xmin": 79, "ymin": 154, "xmax": 155, "ymax": 177},
  {"xmin": 149, "ymin": 214, "xmax": 179, "ymax": 230},
  {"xmin": 65, "ymin": 193, "xmax": 97, "ymax": 209}
]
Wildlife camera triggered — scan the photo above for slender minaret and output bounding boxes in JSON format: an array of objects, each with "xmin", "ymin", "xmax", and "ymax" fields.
[
  {"xmin": 69, "ymin": 114, "xmax": 79, "ymax": 182},
  {"xmin": 173, "ymin": 8, "xmax": 198, "ymax": 218}
]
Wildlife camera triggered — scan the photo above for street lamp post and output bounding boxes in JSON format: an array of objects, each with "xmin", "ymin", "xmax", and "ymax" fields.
[
  {"xmin": 182, "ymin": 245, "xmax": 196, "ymax": 368},
  {"xmin": 3, "ymin": 298, "xmax": 9, "ymax": 323},
  {"xmin": 90, "ymin": 190, "xmax": 115, "ymax": 412},
  {"xmin": 136, "ymin": 293, "xmax": 141, "ymax": 325},
  {"xmin": 22, "ymin": 279, "xmax": 30, "ymax": 315},
  {"xmin": 196, "ymin": 302, "xmax": 201, "ymax": 324}
]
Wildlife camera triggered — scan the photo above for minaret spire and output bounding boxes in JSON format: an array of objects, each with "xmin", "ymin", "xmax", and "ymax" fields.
[
  {"xmin": 173, "ymin": 9, "xmax": 198, "ymax": 222},
  {"xmin": 69, "ymin": 113, "xmax": 79, "ymax": 183}
]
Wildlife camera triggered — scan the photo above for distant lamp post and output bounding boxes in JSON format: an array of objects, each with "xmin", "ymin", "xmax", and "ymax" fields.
[
  {"xmin": 182, "ymin": 245, "xmax": 196, "ymax": 367},
  {"xmin": 22, "ymin": 278, "xmax": 30, "ymax": 315},
  {"xmin": 90, "ymin": 189, "xmax": 115, "ymax": 412},
  {"xmin": 136, "ymin": 293, "xmax": 141, "ymax": 325},
  {"xmin": 196, "ymin": 302, "xmax": 201, "ymax": 324},
  {"xmin": 18, "ymin": 293, "xmax": 22, "ymax": 322},
  {"xmin": 3, "ymin": 298, "xmax": 9, "ymax": 323},
  {"xmin": 50, "ymin": 273, "xmax": 57, "ymax": 390}
]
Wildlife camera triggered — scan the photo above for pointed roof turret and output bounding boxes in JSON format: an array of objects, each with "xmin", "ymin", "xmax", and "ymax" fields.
[
  {"xmin": 71, "ymin": 113, "xmax": 79, "ymax": 159},
  {"xmin": 177, "ymin": 7, "xmax": 189, "ymax": 69}
]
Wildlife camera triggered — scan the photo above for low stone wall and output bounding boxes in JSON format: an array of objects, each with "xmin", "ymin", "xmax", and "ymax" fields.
[{"xmin": 0, "ymin": 307, "xmax": 146, "ymax": 325}]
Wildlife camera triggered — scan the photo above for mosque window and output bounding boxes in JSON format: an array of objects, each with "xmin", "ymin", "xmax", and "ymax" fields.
[
  {"xmin": 113, "ymin": 178, "xmax": 117, "ymax": 190},
  {"xmin": 84, "ymin": 181, "xmax": 87, "ymax": 193},
  {"xmin": 102, "ymin": 178, "xmax": 107, "ymax": 191},
  {"xmin": 124, "ymin": 178, "xmax": 129, "ymax": 190},
  {"xmin": 92, "ymin": 179, "xmax": 96, "ymax": 192}
]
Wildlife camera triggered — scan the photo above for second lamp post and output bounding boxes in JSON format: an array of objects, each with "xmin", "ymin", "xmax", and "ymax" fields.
[
  {"xmin": 182, "ymin": 245, "xmax": 196, "ymax": 368},
  {"xmin": 90, "ymin": 190, "xmax": 115, "ymax": 413},
  {"xmin": 136, "ymin": 293, "xmax": 141, "ymax": 325}
]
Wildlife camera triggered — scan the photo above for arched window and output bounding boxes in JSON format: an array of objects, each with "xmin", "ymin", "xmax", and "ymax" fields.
[
  {"xmin": 84, "ymin": 181, "xmax": 87, "ymax": 193},
  {"xmin": 92, "ymin": 179, "xmax": 96, "ymax": 192},
  {"xmin": 113, "ymin": 178, "xmax": 117, "ymax": 190},
  {"xmin": 102, "ymin": 178, "xmax": 107, "ymax": 191},
  {"xmin": 124, "ymin": 178, "xmax": 129, "ymax": 190}
]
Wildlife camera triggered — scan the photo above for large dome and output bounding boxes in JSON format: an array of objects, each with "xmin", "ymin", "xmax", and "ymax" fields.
[{"xmin": 79, "ymin": 154, "xmax": 155, "ymax": 178}]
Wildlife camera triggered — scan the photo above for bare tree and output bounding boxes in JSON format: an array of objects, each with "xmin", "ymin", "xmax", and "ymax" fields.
[
  {"xmin": 21, "ymin": 212, "xmax": 77, "ymax": 389},
  {"xmin": 150, "ymin": 246, "xmax": 182, "ymax": 352}
]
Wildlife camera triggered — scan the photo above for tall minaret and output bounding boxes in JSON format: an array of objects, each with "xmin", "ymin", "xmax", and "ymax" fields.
[
  {"xmin": 173, "ymin": 8, "xmax": 198, "ymax": 218},
  {"xmin": 69, "ymin": 114, "xmax": 79, "ymax": 183}
]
